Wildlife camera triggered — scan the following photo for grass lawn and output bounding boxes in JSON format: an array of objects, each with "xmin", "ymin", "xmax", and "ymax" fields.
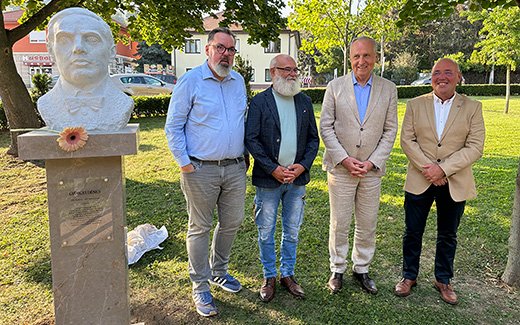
[{"xmin": 1, "ymin": 96, "xmax": 519, "ymax": 324}]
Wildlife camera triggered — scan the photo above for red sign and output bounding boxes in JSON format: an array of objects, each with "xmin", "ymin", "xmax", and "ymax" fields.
[{"xmin": 22, "ymin": 54, "xmax": 53, "ymax": 66}]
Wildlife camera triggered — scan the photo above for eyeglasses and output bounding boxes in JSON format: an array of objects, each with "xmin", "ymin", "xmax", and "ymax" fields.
[
  {"xmin": 212, "ymin": 44, "xmax": 237, "ymax": 55},
  {"xmin": 275, "ymin": 67, "xmax": 300, "ymax": 74}
]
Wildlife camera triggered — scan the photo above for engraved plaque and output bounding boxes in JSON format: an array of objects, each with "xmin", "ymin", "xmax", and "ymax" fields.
[{"xmin": 58, "ymin": 177, "xmax": 113, "ymax": 246}]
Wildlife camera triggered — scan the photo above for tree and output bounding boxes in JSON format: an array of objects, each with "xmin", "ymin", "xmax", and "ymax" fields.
[
  {"xmin": 135, "ymin": 42, "xmax": 171, "ymax": 73},
  {"xmin": 288, "ymin": 0, "xmax": 360, "ymax": 76},
  {"xmin": 0, "ymin": 0, "xmax": 286, "ymax": 156},
  {"xmin": 233, "ymin": 55, "xmax": 254, "ymax": 100},
  {"xmin": 399, "ymin": 0, "xmax": 520, "ymax": 24},
  {"xmin": 465, "ymin": 6, "xmax": 520, "ymax": 114},
  {"xmin": 399, "ymin": 0, "xmax": 520, "ymax": 289},
  {"xmin": 388, "ymin": 8, "xmax": 482, "ymax": 71},
  {"xmin": 389, "ymin": 51, "xmax": 418, "ymax": 85},
  {"xmin": 503, "ymin": 161, "xmax": 520, "ymax": 287},
  {"xmin": 289, "ymin": 0, "xmax": 403, "ymax": 76}
]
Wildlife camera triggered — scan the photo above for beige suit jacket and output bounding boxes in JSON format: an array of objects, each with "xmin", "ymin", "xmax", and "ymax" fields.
[
  {"xmin": 400, "ymin": 92, "xmax": 485, "ymax": 202},
  {"xmin": 320, "ymin": 72, "xmax": 398, "ymax": 176}
]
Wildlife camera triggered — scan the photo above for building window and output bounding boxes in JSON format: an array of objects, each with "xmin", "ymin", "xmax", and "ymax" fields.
[
  {"xmin": 186, "ymin": 68, "xmax": 192, "ymax": 72},
  {"xmin": 265, "ymin": 69, "xmax": 272, "ymax": 82},
  {"xmin": 251, "ymin": 69, "xmax": 255, "ymax": 82},
  {"xmin": 235, "ymin": 39, "xmax": 240, "ymax": 53},
  {"xmin": 29, "ymin": 31, "xmax": 46, "ymax": 43},
  {"xmin": 185, "ymin": 39, "xmax": 201, "ymax": 53},
  {"xmin": 264, "ymin": 39, "xmax": 281, "ymax": 53}
]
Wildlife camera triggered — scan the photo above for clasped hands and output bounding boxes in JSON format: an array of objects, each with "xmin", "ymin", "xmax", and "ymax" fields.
[
  {"xmin": 422, "ymin": 163, "xmax": 447, "ymax": 186},
  {"xmin": 272, "ymin": 164, "xmax": 305, "ymax": 184},
  {"xmin": 341, "ymin": 157, "xmax": 373, "ymax": 177}
]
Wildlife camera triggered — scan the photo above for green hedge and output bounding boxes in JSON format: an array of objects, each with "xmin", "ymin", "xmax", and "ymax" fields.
[
  {"xmin": 132, "ymin": 95, "xmax": 171, "ymax": 117},
  {"xmin": 297, "ymin": 84, "xmax": 520, "ymax": 104},
  {"xmin": 2, "ymin": 85, "xmax": 520, "ymax": 131}
]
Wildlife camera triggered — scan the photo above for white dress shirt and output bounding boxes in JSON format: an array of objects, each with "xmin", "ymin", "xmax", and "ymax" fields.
[{"xmin": 433, "ymin": 93, "xmax": 455, "ymax": 140}]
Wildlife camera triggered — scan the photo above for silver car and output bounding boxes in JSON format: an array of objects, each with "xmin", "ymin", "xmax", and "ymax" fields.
[{"xmin": 110, "ymin": 73, "xmax": 172, "ymax": 96}]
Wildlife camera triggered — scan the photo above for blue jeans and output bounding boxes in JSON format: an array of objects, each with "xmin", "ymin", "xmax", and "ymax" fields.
[{"xmin": 254, "ymin": 184, "xmax": 305, "ymax": 278}]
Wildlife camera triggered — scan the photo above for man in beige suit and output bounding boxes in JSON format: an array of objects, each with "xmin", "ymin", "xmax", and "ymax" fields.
[
  {"xmin": 320, "ymin": 36, "xmax": 398, "ymax": 294},
  {"xmin": 394, "ymin": 58, "xmax": 485, "ymax": 305}
]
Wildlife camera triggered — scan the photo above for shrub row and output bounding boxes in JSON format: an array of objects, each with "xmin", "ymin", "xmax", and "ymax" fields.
[
  {"xmin": 299, "ymin": 84, "xmax": 520, "ymax": 104},
  {"xmin": 2, "ymin": 84, "xmax": 520, "ymax": 130}
]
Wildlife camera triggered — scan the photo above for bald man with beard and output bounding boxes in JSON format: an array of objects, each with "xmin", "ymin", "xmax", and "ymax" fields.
[{"xmin": 245, "ymin": 54, "xmax": 319, "ymax": 303}]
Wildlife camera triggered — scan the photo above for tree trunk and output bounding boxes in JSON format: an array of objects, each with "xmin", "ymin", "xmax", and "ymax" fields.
[
  {"xmin": 0, "ymin": 28, "xmax": 41, "ymax": 156},
  {"xmin": 380, "ymin": 37, "xmax": 385, "ymax": 77},
  {"xmin": 502, "ymin": 159, "xmax": 520, "ymax": 287},
  {"xmin": 505, "ymin": 64, "xmax": 510, "ymax": 114},
  {"xmin": 343, "ymin": 45, "xmax": 348, "ymax": 76}
]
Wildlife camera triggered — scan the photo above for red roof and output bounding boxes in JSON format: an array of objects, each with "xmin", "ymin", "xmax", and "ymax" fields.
[
  {"xmin": 3, "ymin": 9, "xmax": 24, "ymax": 22},
  {"xmin": 203, "ymin": 12, "xmax": 242, "ymax": 32}
]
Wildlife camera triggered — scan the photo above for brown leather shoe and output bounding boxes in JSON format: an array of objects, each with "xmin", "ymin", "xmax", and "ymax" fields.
[
  {"xmin": 328, "ymin": 272, "xmax": 343, "ymax": 293},
  {"xmin": 434, "ymin": 280, "xmax": 458, "ymax": 305},
  {"xmin": 280, "ymin": 276, "xmax": 305, "ymax": 299},
  {"xmin": 394, "ymin": 278, "xmax": 417, "ymax": 297},
  {"xmin": 259, "ymin": 277, "xmax": 276, "ymax": 302}
]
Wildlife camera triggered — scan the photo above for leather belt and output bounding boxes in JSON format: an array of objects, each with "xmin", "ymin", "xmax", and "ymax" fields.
[{"xmin": 190, "ymin": 156, "xmax": 244, "ymax": 167}]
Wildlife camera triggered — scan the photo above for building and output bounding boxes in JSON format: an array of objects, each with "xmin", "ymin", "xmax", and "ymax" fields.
[
  {"xmin": 3, "ymin": 9, "xmax": 139, "ymax": 88},
  {"xmin": 173, "ymin": 12, "xmax": 300, "ymax": 89}
]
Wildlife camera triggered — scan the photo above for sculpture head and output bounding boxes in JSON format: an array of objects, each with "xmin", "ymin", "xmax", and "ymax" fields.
[{"xmin": 47, "ymin": 8, "xmax": 115, "ymax": 90}]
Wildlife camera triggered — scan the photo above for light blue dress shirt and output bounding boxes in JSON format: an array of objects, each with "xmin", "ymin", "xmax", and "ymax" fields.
[
  {"xmin": 165, "ymin": 61, "xmax": 247, "ymax": 167},
  {"xmin": 352, "ymin": 73, "xmax": 373, "ymax": 123}
]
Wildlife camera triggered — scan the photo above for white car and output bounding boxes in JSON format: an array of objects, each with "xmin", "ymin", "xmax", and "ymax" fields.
[{"xmin": 110, "ymin": 73, "xmax": 172, "ymax": 96}]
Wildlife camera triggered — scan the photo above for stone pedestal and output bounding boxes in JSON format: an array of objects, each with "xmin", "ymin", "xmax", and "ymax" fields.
[{"xmin": 18, "ymin": 124, "xmax": 139, "ymax": 325}]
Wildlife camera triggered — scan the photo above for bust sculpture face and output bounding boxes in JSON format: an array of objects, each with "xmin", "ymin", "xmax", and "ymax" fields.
[
  {"xmin": 37, "ymin": 8, "xmax": 133, "ymax": 132},
  {"xmin": 48, "ymin": 9, "xmax": 114, "ymax": 89}
]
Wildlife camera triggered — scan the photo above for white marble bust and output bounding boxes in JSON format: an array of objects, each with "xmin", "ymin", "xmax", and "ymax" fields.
[{"xmin": 37, "ymin": 8, "xmax": 133, "ymax": 131}]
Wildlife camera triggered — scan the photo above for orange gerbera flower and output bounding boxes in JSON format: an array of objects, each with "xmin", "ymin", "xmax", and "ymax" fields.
[{"xmin": 57, "ymin": 127, "xmax": 89, "ymax": 152}]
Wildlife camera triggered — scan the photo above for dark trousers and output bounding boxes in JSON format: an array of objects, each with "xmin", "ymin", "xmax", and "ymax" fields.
[{"xmin": 402, "ymin": 184, "xmax": 465, "ymax": 284}]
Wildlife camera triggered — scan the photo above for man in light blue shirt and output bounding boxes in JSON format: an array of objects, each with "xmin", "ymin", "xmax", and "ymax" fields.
[
  {"xmin": 165, "ymin": 27, "xmax": 247, "ymax": 317},
  {"xmin": 352, "ymin": 73, "xmax": 372, "ymax": 123}
]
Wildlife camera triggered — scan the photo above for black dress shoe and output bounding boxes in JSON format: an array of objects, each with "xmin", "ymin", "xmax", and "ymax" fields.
[
  {"xmin": 328, "ymin": 272, "xmax": 343, "ymax": 293},
  {"xmin": 353, "ymin": 272, "xmax": 378, "ymax": 294}
]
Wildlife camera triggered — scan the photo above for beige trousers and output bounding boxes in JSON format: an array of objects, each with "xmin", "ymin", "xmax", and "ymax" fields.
[{"xmin": 327, "ymin": 167, "xmax": 381, "ymax": 274}]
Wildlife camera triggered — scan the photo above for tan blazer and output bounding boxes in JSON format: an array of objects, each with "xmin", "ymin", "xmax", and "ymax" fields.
[
  {"xmin": 320, "ymin": 72, "xmax": 398, "ymax": 176},
  {"xmin": 401, "ymin": 92, "xmax": 485, "ymax": 202}
]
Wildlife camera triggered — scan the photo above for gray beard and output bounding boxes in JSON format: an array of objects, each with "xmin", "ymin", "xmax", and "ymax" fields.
[
  {"xmin": 272, "ymin": 76, "xmax": 301, "ymax": 97},
  {"xmin": 213, "ymin": 63, "xmax": 232, "ymax": 78}
]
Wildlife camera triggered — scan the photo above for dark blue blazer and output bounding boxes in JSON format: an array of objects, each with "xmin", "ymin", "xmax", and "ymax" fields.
[{"xmin": 245, "ymin": 88, "xmax": 319, "ymax": 188}]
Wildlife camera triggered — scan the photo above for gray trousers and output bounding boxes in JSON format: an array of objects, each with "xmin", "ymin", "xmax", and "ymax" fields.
[{"xmin": 180, "ymin": 159, "xmax": 246, "ymax": 293}]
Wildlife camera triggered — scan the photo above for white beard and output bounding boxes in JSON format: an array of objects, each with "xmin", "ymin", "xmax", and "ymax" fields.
[
  {"xmin": 213, "ymin": 63, "xmax": 232, "ymax": 78},
  {"xmin": 272, "ymin": 76, "xmax": 301, "ymax": 97}
]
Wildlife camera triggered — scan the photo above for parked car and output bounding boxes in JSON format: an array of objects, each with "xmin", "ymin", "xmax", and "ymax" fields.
[
  {"xmin": 411, "ymin": 75, "xmax": 431, "ymax": 85},
  {"xmin": 110, "ymin": 73, "xmax": 172, "ymax": 96},
  {"xmin": 152, "ymin": 74, "xmax": 177, "ymax": 88}
]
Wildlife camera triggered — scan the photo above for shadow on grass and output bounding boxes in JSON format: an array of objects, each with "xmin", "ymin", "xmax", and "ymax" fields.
[{"xmin": 21, "ymin": 253, "xmax": 53, "ymax": 289}]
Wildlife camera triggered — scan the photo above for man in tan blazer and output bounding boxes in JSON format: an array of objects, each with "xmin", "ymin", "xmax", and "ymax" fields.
[
  {"xmin": 320, "ymin": 36, "xmax": 398, "ymax": 294},
  {"xmin": 394, "ymin": 58, "xmax": 485, "ymax": 305}
]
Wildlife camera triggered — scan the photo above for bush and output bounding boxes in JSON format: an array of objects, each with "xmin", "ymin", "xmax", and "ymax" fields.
[
  {"xmin": 30, "ymin": 73, "xmax": 51, "ymax": 102},
  {"xmin": 234, "ymin": 55, "xmax": 254, "ymax": 100},
  {"xmin": 390, "ymin": 52, "xmax": 419, "ymax": 85},
  {"xmin": 297, "ymin": 84, "xmax": 520, "ymax": 103},
  {"xmin": 132, "ymin": 95, "xmax": 171, "ymax": 117}
]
